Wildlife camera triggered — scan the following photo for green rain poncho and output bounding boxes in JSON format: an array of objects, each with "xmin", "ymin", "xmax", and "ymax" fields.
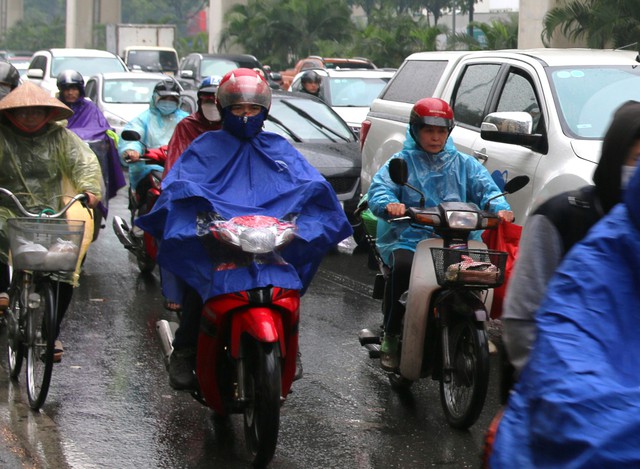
[{"xmin": 0, "ymin": 82, "xmax": 103, "ymax": 283}]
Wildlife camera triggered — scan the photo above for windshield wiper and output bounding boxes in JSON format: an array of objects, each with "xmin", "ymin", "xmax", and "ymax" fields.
[
  {"xmin": 266, "ymin": 114, "xmax": 303, "ymax": 142},
  {"xmin": 281, "ymin": 100, "xmax": 351, "ymax": 142}
]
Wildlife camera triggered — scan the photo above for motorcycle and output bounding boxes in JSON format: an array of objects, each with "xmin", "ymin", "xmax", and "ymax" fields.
[
  {"xmin": 358, "ymin": 158, "xmax": 528, "ymax": 429},
  {"xmin": 112, "ymin": 130, "xmax": 166, "ymax": 273},
  {"xmin": 156, "ymin": 213, "xmax": 300, "ymax": 467}
]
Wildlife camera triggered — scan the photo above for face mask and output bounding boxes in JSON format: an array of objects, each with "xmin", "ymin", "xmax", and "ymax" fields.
[
  {"xmin": 201, "ymin": 103, "xmax": 220, "ymax": 122},
  {"xmin": 0, "ymin": 84, "xmax": 12, "ymax": 100},
  {"xmin": 157, "ymin": 100, "xmax": 178, "ymax": 115},
  {"xmin": 621, "ymin": 164, "xmax": 637, "ymax": 190},
  {"xmin": 222, "ymin": 109, "xmax": 266, "ymax": 140}
]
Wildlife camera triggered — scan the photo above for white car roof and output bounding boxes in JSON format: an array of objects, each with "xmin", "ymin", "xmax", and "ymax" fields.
[{"xmin": 45, "ymin": 48, "xmax": 121, "ymax": 58}]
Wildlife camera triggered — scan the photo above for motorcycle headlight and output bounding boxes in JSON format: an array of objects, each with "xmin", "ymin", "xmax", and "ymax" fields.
[
  {"xmin": 445, "ymin": 210, "xmax": 479, "ymax": 229},
  {"xmin": 239, "ymin": 228, "xmax": 277, "ymax": 253}
]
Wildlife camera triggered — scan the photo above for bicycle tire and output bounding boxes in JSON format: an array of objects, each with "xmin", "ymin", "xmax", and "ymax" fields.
[
  {"xmin": 6, "ymin": 274, "xmax": 24, "ymax": 379},
  {"xmin": 26, "ymin": 279, "xmax": 56, "ymax": 410}
]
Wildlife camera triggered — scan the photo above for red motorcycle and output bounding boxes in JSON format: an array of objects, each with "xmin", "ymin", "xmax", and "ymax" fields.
[
  {"xmin": 156, "ymin": 214, "xmax": 300, "ymax": 467},
  {"xmin": 112, "ymin": 130, "xmax": 166, "ymax": 273}
]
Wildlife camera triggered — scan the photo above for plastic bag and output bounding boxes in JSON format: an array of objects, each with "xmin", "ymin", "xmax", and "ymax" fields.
[{"xmin": 481, "ymin": 221, "xmax": 522, "ymax": 319}]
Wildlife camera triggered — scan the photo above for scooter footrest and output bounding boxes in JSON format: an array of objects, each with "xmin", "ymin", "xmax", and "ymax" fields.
[
  {"xmin": 366, "ymin": 344, "xmax": 380, "ymax": 358},
  {"xmin": 358, "ymin": 328, "xmax": 381, "ymax": 346}
]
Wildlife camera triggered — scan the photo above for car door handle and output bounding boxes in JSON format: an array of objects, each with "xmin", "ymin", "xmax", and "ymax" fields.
[{"xmin": 473, "ymin": 150, "xmax": 488, "ymax": 164}]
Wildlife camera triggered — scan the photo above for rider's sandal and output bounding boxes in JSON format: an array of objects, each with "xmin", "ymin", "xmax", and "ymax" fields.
[
  {"xmin": 163, "ymin": 300, "xmax": 182, "ymax": 313},
  {"xmin": 0, "ymin": 292, "xmax": 9, "ymax": 312},
  {"xmin": 53, "ymin": 340, "xmax": 64, "ymax": 363}
]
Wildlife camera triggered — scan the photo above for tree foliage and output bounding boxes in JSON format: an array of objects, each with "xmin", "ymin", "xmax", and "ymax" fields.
[{"xmin": 542, "ymin": 0, "xmax": 640, "ymax": 49}]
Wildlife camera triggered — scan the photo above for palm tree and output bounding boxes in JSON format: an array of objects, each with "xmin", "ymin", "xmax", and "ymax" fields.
[
  {"xmin": 542, "ymin": 0, "xmax": 640, "ymax": 48},
  {"xmin": 447, "ymin": 14, "xmax": 518, "ymax": 51},
  {"xmin": 221, "ymin": 0, "xmax": 354, "ymax": 70}
]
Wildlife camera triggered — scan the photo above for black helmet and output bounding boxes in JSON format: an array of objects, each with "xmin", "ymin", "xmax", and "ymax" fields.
[
  {"xmin": 0, "ymin": 61, "xmax": 20, "ymax": 90},
  {"xmin": 153, "ymin": 78, "xmax": 181, "ymax": 99},
  {"xmin": 56, "ymin": 69, "xmax": 84, "ymax": 91},
  {"xmin": 301, "ymin": 70, "xmax": 321, "ymax": 85}
]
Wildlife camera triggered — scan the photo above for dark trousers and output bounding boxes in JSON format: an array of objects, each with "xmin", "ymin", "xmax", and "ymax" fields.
[
  {"xmin": 172, "ymin": 285, "xmax": 203, "ymax": 351},
  {"xmin": 383, "ymin": 249, "xmax": 414, "ymax": 336}
]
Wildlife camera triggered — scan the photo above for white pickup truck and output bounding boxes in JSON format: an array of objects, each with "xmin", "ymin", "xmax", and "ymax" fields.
[{"xmin": 360, "ymin": 48, "xmax": 640, "ymax": 223}]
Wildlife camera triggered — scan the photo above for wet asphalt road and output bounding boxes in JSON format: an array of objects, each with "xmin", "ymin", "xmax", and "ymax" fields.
[{"xmin": 0, "ymin": 191, "xmax": 502, "ymax": 468}]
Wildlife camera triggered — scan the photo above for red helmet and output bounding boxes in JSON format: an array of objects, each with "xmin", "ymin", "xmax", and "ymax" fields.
[
  {"xmin": 216, "ymin": 68, "xmax": 271, "ymax": 112},
  {"xmin": 409, "ymin": 97, "xmax": 455, "ymax": 140}
]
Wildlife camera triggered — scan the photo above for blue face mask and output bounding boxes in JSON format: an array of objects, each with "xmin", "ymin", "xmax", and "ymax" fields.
[
  {"xmin": 157, "ymin": 100, "xmax": 178, "ymax": 115},
  {"xmin": 222, "ymin": 109, "xmax": 266, "ymax": 139},
  {"xmin": 621, "ymin": 165, "xmax": 638, "ymax": 190}
]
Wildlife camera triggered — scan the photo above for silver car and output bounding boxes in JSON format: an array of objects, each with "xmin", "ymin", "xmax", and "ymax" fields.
[{"xmin": 85, "ymin": 72, "xmax": 193, "ymax": 135}]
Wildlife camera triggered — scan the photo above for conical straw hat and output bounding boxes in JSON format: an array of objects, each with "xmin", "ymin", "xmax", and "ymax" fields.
[{"xmin": 0, "ymin": 81, "xmax": 73, "ymax": 121}]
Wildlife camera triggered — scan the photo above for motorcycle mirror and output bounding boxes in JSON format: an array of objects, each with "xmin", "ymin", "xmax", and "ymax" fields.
[
  {"xmin": 483, "ymin": 175, "xmax": 530, "ymax": 211},
  {"xmin": 388, "ymin": 158, "xmax": 408, "ymax": 185},
  {"xmin": 388, "ymin": 158, "xmax": 425, "ymax": 208},
  {"xmin": 121, "ymin": 129, "xmax": 142, "ymax": 142},
  {"xmin": 503, "ymin": 175, "xmax": 530, "ymax": 194}
]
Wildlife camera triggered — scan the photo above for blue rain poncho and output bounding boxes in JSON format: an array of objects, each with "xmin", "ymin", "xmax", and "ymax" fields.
[
  {"xmin": 117, "ymin": 94, "xmax": 188, "ymax": 189},
  {"xmin": 136, "ymin": 128, "xmax": 352, "ymax": 301},
  {"xmin": 490, "ymin": 165, "xmax": 640, "ymax": 468},
  {"xmin": 367, "ymin": 128, "xmax": 510, "ymax": 265}
]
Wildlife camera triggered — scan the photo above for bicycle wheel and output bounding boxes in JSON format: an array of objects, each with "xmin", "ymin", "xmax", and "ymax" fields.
[
  {"xmin": 26, "ymin": 279, "xmax": 56, "ymax": 410},
  {"xmin": 440, "ymin": 319, "xmax": 490, "ymax": 429},
  {"xmin": 6, "ymin": 276, "xmax": 24, "ymax": 379},
  {"xmin": 243, "ymin": 339, "xmax": 281, "ymax": 468}
]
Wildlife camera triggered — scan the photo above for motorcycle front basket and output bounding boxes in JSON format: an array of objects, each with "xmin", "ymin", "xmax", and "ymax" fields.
[
  {"xmin": 430, "ymin": 247, "xmax": 507, "ymax": 288},
  {"xmin": 8, "ymin": 218, "xmax": 85, "ymax": 272}
]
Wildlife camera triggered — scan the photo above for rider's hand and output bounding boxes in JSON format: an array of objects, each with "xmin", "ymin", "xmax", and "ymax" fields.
[
  {"xmin": 498, "ymin": 210, "xmax": 514, "ymax": 223},
  {"xmin": 386, "ymin": 202, "xmax": 406, "ymax": 217},
  {"xmin": 124, "ymin": 150, "xmax": 141, "ymax": 162},
  {"xmin": 83, "ymin": 192, "xmax": 99, "ymax": 209}
]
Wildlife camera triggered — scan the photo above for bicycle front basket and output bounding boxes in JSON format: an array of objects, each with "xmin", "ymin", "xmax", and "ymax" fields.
[
  {"xmin": 430, "ymin": 247, "xmax": 507, "ymax": 287},
  {"xmin": 8, "ymin": 218, "xmax": 85, "ymax": 272}
]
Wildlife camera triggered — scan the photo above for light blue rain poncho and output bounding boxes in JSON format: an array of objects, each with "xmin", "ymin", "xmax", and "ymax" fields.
[
  {"xmin": 367, "ymin": 128, "xmax": 510, "ymax": 265},
  {"xmin": 117, "ymin": 90, "xmax": 188, "ymax": 190},
  {"xmin": 490, "ymin": 165, "xmax": 640, "ymax": 468}
]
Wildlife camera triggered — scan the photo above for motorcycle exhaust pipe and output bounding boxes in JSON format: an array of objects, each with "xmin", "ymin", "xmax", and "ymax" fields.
[{"xmin": 156, "ymin": 319, "xmax": 177, "ymax": 371}]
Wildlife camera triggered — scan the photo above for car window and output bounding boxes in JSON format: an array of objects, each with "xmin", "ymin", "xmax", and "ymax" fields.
[
  {"xmin": 548, "ymin": 66, "xmax": 640, "ymax": 139},
  {"xmin": 29, "ymin": 55, "xmax": 46, "ymax": 72},
  {"xmin": 51, "ymin": 56, "xmax": 127, "ymax": 78},
  {"xmin": 495, "ymin": 69, "xmax": 542, "ymax": 132},
  {"xmin": 452, "ymin": 63, "xmax": 501, "ymax": 128},
  {"xmin": 381, "ymin": 60, "xmax": 448, "ymax": 104},
  {"xmin": 85, "ymin": 80, "xmax": 97, "ymax": 100},
  {"xmin": 103, "ymin": 78, "xmax": 159, "ymax": 103},
  {"xmin": 201, "ymin": 58, "xmax": 242, "ymax": 77},
  {"xmin": 327, "ymin": 77, "xmax": 390, "ymax": 107},
  {"xmin": 265, "ymin": 96, "xmax": 355, "ymax": 143},
  {"xmin": 127, "ymin": 50, "xmax": 178, "ymax": 73}
]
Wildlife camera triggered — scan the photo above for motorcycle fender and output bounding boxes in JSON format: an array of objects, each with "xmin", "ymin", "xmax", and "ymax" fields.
[
  {"xmin": 230, "ymin": 308, "xmax": 284, "ymax": 358},
  {"xmin": 399, "ymin": 239, "xmax": 488, "ymax": 381}
]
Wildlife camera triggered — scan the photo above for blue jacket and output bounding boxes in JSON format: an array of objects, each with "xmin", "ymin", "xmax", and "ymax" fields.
[
  {"xmin": 136, "ymin": 128, "xmax": 352, "ymax": 301},
  {"xmin": 118, "ymin": 95, "xmax": 188, "ymax": 189},
  {"xmin": 490, "ymin": 165, "xmax": 640, "ymax": 468},
  {"xmin": 367, "ymin": 129, "xmax": 510, "ymax": 265}
]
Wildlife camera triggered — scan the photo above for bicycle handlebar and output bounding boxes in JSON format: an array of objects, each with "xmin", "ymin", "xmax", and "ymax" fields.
[{"xmin": 0, "ymin": 187, "xmax": 88, "ymax": 219}]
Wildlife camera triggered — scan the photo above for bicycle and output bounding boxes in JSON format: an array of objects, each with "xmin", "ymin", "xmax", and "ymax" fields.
[{"xmin": 0, "ymin": 187, "xmax": 87, "ymax": 410}]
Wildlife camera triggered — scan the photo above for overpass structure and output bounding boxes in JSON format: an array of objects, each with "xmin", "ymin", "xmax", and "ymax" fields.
[{"xmin": 0, "ymin": 0, "xmax": 580, "ymax": 53}]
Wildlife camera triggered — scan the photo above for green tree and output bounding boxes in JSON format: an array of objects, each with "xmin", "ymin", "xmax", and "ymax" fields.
[
  {"xmin": 447, "ymin": 14, "xmax": 518, "ymax": 51},
  {"xmin": 541, "ymin": 0, "xmax": 640, "ymax": 48},
  {"xmin": 221, "ymin": 0, "xmax": 354, "ymax": 70}
]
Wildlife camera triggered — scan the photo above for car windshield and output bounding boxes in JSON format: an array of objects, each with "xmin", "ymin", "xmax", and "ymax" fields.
[
  {"xmin": 102, "ymin": 78, "xmax": 160, "ymax": 104},
  {"xmin": 201, "ymin": 58, "xmax": 244, "ymax": 77},
  {"xmin": 548, "ymin": 65, "xmax": 640, "ymax": 139},
  {"xmin": 51, "ymin": 56, "xmax": 127, "ymax": 78},
  {"xmin": 327, "ymin": 76, "xmax": 390, "ymax": 107},
  {"xmin": 127, "ymin": 50, "xmax": 178, "ymax": 72},
  {"xmin": 265, "ymin": 96, "xmax": 355, "ymax": 143}
]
